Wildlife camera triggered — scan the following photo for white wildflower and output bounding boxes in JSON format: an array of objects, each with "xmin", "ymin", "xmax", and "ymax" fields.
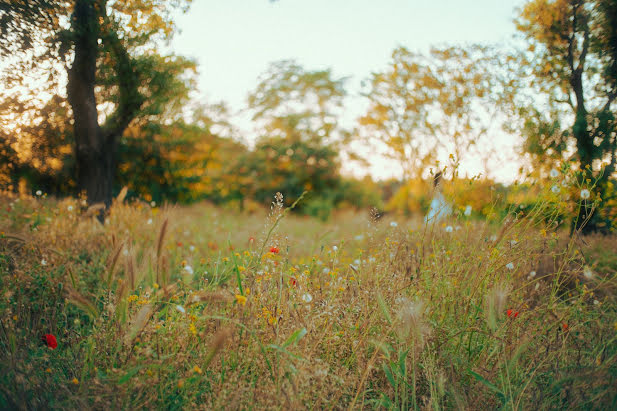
[
  {"xmin": 529, "ymin": 271, "xmax": 536, "ymax": 278},
  {"xmin": 551, "ymin": 184, "xmax": 560, "ymax": 194},
  {"xmin": 189, "ymin": 245, "xmax": 195, "ymax": 252},
  {"xmin": 464, "ymin": 205, "xmax": 472, "ymax": 216},
  {"xmin": 510, "ymin": 239, "xmax": 518, "ymax": 246},
  {"xmin": 176, "ymin": 305, "xmax": 186, "ymax": 314},
  {"xmin": 445, "ymin": 225, "xmax": 453, "ymax": 233},
  {"xmin": 150, "ymin": 201, "xmax": 156, "ymax": 207},
  {"xmin": 506, "ymin": 262, "xmax": 514, "ymax": 270},
  {"xmin": 183, "ymin": 265, "xmax": 194, "ymax": 275},
  {"xmin": 580, "ymin": 189, "xmax": 590, "ymax": 199},
  {"xmin": 322, "ymin": 268, "xmax": 329, "ymax": 274},
  {"xmin": 123, "ymin": 248, "xmax": 129, "ymax": 256},
  {"xmin": 302, "ymin": 293, "xmax": 313, "ymax": 303},
  {"xmin": 593, "ymin": 299, "xmax": 599, "ymax": 305},
  {"xmin": 535, "ymin": 283, "xmax": 540, "ymax": 290},
  {"xmin": 354, "ymin": 234, "xmax": 364, "ymax": 241},
  {"xmin": 146, "ymin": 218, "xmax": 153, "ymax": 225},
  {"xmin": 583, "ymin": 266, "xmax": 593, "ymax": 279},
  {"xmin": 550, "ymin": 168, "xmax": 559, "ymax": 178},
  {"xmin": 490, "ymin": 234, "xmax": 498, "ymax": 242},
  {"xmin": 332, "ymin": 245, "xmax": 338, "ymax": 251},
  {"xmin": 41, "ymin": 259, "xmax": 47, "ymax": 266},
  {"xmin": 390, "ymin": 221, "xmax": 398, "ymax": 227},
  {"xmin": 354, "ymin": 259, "xmax": 361, "ymax": 265},
  {"xmin": 36, "ymin": 190, "xmax": 42, "ymax": 196}
]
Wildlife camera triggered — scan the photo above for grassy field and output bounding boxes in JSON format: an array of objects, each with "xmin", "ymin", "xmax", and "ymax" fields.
[{"xmin": 1, "ymin": 192, "xmax": 616, "ymax": 409}]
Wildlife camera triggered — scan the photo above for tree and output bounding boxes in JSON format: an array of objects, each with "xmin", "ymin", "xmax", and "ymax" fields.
[
  {"xmin": 248, "ymin": 60, "xmax": 348, "ymax": 147},
  {"xmin": 511, "ymin": 0, "xmax": 617, "ymax": 231},
  {"xmin": 358, "ymin": 46, "xmax": 498, "ymax": 181},
  {"xmin": 245, "ymin": 60, "xmax": 349, "ymax": 212},
  {"xmin": 0, "ymin": 0, "xmax": 194, "ymax": 208}
]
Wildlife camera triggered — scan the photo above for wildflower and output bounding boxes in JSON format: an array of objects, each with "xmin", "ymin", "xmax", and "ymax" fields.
[
  {"xmin": 562, "ymin": 323, "xmax": 569, "ymax": 332},
  {"xmin": 189, "ymin": 245, "xmax": 195, "ymax": 252},
  {"xmin": 551, "ymin": 184, "xmax": 560, "ymax": 194},
  {"xmin": 490, "ymin": 234, "xmax": 498, "ymax": 242},
  {"xmin": 146, "ymin": 218, "xmax": 153, "ymax": 225},
  {"xmin": 177, "ymin": 380, "xmax": 184, "ymax": 388},
  {"xmin": 67, "ymin": 205, "xmax": 73, "ymax": 212},
  {"xmin": 289, "ymin": 277, "xmax": 297, "ymax": 287},
  {"xmin": 42, "ymin": 334, "xmax": 58, "ymax": 349},
  {"xmin": 593, "ymin": 299, "xmax": 599, "ymax": 305},
  {"xmin": 41, "ymin": 259, "xmax": 47, "ymax": 266},
  {"xmin": 550, "ymin": 168, "xmax": 559, "ymax": 178},
  {"xmin": 176, "ymin": 305, "xmax": 186, "ymax": 314},
  {"xmin": 235, "ymin": 294, "xmax": 247, "ymax": 306},
  {"xmin": 390, "ymin": 221, "xmax": 398, "ymax": 227},
  {"xmin": 127, "ymin": 294, "xmax": 138, "ymax": 303},
  {"xmin": 506, "ymin": 262, "xmax": 514, "ymax": 270},
  {"xmin": 189, "ymin": 322, "xmax": 197, "ymax": 336},
  {"xmin": 354, "ymin": 234, "xmax": 364, "ymax": 241},
  {"xmin": 445, "ymin": 225, "xmax": 453, "ymax": 233},
  {"xmin": 150, "ymin": 201, "xmax": 156, "ymax": 208},
  {"xmin": 153, "ymin": 283, "xmax": 159, "ymax": 289},
  {"xmin": 580, "ymin": 189, "xmax": 590, "ymax": 199},
  {"xmin": 332, "ymin": 245, "xmax": 338, "ymax": 251},
  {"xmin": 529, "ymin": 271, "xmax": 536, "ymax": 278},
  {"xmin": 45, "ymin": 368, "xmax": 52, "ymax": 373},
  {"xmin": 506, "ymin": 309, "xmax": 519, "ymax": 318},
  {"xmin": 237, "ymin": 266, "xmax": 246, "ymax": 272},
  {"xmin": 269, "ymin": 246, "xmax": 279, "ymax": 254},
  {"xmin": 36, "ymin": 190, "xmax": 42, "ymax": 196},
  {"xmin": 183, "ymin": 265, "xmax": 194, "ymax": 275},
  {"xmin": 510, "ymin": 239, "xmax": 518, "ymax": 246},
  {"xmin": 193, "ymin": 365, "xmax": 202, "ymax": 374},
  {"xmin": 71, "ymin": 377, "xmax": 79, "ymax": 385},
  {"xmin": 464, "ymin": 205, "xmax": 472, "ymax": 216},
  {"xmin": 583, "ymin": 266, "xmax": 593, "ymax": 279}
]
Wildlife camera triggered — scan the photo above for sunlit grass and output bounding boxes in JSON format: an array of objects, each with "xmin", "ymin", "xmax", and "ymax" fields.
[{"xmin": 0, "ymin": 191, "xmax": 616, "ymax": 409}]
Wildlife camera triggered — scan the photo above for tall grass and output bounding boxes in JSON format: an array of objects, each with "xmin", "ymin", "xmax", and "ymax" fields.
[{"xmin": 0, "ymin": 190, "xmax": 616, "ymax": 409}]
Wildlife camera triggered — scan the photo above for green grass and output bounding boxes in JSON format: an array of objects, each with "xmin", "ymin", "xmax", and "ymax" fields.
[{"xmin": 1, "ymin": 192, "xmax": 616, "ymax": 409}]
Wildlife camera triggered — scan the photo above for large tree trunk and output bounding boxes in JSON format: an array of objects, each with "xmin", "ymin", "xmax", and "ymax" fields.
[{"xmin": 67, "ymin": 0, "xmax": 113, "ymax": 208}]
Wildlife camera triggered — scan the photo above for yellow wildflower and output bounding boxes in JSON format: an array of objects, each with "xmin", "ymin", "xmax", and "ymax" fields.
[
  {"xmin": 235, "ymin": 294, "xmax": 247, "ymax": 306},
  {"xmin": 193, "ymin": 365, "xmax": 203, "ymax": 374},
  {"xmin": 189, "ymin": 322, "xmax": 197, "ymax": 336},
  {"xmin": 71, "ymin": 377, "xmax": 79, "ymax": 385}
]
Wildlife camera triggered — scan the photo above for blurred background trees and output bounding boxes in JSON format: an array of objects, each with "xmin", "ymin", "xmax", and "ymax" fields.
[{"xmin": 0, "ymin": 0, "xmax": 616, "ymax": 231}]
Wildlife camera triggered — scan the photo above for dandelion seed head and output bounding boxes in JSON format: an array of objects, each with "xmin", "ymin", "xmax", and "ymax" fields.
[
  {"xmin": 580, "ymin": 189, "xmax": 590, "ymax": 199},
  {"xmin": 551, "ymin": 184, "xmax": 560, "ymax": 194},
  {"xmin": 550, "ymin": 168, "xmax": 559, "ymax": 178},
  {"xmin": 506, "ymin": 262, "xmax": 514, "ymax": 270},
  {"xmin": 445, "ymin": 225, "xmax": 453, "ymax": 233}
]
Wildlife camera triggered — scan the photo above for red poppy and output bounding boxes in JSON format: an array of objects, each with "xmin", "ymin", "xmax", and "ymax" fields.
[
  {"xmin": 507, "ymin": 309, "xmax": 519, "ymax": 319},
  {"xmin": 42, "ymin": 334, "xmax": 58, "ymax": 349},
  {"xmin": 177, "ymin": 242, "xmax": 183, "ymax": 247},
  {"xmin": 269, "ymin": 246, "xmax": 279, "ymax": 254},
  {"xmin": 506, "ymin": 309, "xmax": 513, "ymax": 317},
  {"xmin": 289, "ymin": 277, "xmax": 298, "ymax": 287},
  {"xmin": 562, "ymin": 323, "xmax": 569, "ymax": 332}
]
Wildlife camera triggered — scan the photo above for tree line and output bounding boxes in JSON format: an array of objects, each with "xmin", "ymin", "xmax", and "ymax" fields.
[{"xmin": 0, "ymin": 0, "xmax": 616, "ymax": 230}]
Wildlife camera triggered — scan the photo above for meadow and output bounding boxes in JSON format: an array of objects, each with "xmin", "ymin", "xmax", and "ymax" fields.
[{"xmin": 0, "ymin": 191, "xmax": 616, "ymax": 410}]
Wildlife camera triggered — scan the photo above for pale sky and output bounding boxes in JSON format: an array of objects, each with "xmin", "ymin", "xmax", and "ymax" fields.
[{"xmin": 171, "ymin": 0, "xmax": 526, "ymax": 182}]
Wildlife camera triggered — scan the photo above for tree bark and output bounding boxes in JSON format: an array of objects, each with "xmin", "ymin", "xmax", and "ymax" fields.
[{"xmin": 67, "ymin": 0, "xmax": 114, "ymax": 208}]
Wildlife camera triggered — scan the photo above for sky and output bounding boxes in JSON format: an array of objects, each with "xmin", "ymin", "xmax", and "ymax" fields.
[{"xmin": 171, "ymin": 0, "xmax": 526, "ymax": 182}]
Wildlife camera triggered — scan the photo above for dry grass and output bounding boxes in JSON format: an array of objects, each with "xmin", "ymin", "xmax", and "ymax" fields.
[{"xmin": 0, "ymin": 191, "xmax": 616, "ymax": 409}]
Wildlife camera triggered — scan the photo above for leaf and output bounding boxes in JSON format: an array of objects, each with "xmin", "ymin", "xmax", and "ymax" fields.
[
  {"xmin": 382, "ymin": 363, "xmax": 396, "ymax": 388},
  {"xmin": 282, "ymin": 327, "xmax": 307, "ymax": 348}
]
